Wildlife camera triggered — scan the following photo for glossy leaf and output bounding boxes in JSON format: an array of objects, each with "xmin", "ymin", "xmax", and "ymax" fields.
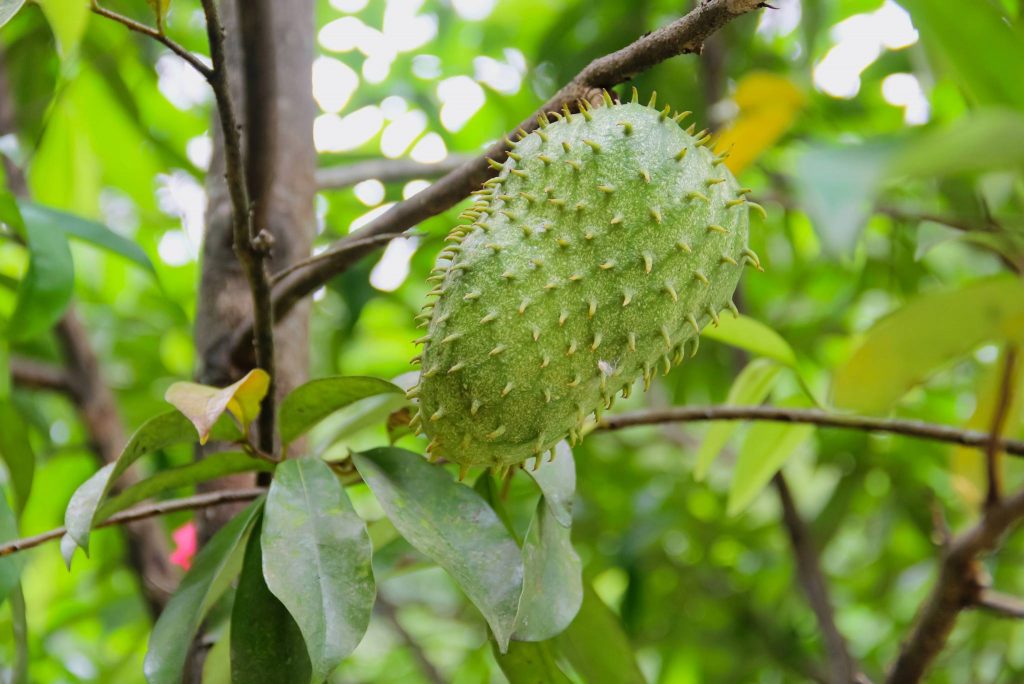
[
  {"xmin": 7, "ymin": 209, "xmax": 74, "ymax": 342},
  {"xmin": 19, "ymin": 202, "xmax": 155, "ymax": 273},
  {"xmin": 556, "ymin": 584, "xmax": 645, "ymax": 684},
  {"xmin": 144, "ymin": 499, "xmax": 263, "ymax": 684},
  {"xmin": 165, "ymin": 368, "xmax": 270, "ymax": 444},
  {"xmin": 0, "ymin": 0, "xmax": 26, "ymax": 29},
  {"xmin": 96, "ymin": 451, "xmax": 274, "ymax": 521},
  {"xmin": 353, "ymin": 447, "xmax": 524, "ymax": 651},
  {"xmin": 262, "ymin": 457, "xmax": 375, "ymax": 681},
  {"xmin": 834, "ymin": 276, "xmax": 1024, "ymax": 413},
  {"xmin": 278, "ymin": 375, "xmax": 402, "ymax": 445},
  {"xmin": 232, "ymin": 516, "xmax": 312, "ymax": 684},
  {"xmin": 0, "ymin": 401, "xmax": 34, "ymax": 513},
  {"xmin": 702, "ymin": 314, "xmax": 798, "ymax": 368},
  {"xmin": 513, "ymin": 499, "xmax": 582, "ymax": 641},
  {"xmin": 493, "ymin": 640, "xmax": 571, "ymax": 684},
  {"xmin": 524, "ymin": 441, "xmax": 574, "ymax": 527},
  {"xmin": 728, "ymin": 416, "xmax": 815, "ymax": 515}
]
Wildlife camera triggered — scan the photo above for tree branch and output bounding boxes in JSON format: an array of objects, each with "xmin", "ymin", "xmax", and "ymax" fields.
[
  {"xmin": 773, "ymin": 473, "xmax": 865, "ymax": 684},
  {"xmin": 228, "ymin": 0, "xmax": 769, "ymax": 362},
  {"xmin": 598, "ymin": 406, "xmax": 1024, "ymax": 457},
  {"xmin": 199, "ymin": 0, "xmax": 277, "ymax": 453},
  {"xmin": 985, "ymin": 348, "xmax": 1018, "ymax": 508},
  {"xmin": 90, "ymin": 1, "xmax": 213, "ymax": 80},
  {"xmin": 885, "ymin": 487, "xmax": 1024, "ymax": 682},
  {"xmin": 0, "ymin": 488, "xmax": 265, "ymax": 558},
  {"xmin": 316, "ymin": 156, "xmax": 472, "ymax": 191},
  {"xmin": 9, "ymin": 357, "xmax": 70, "ymax": 392}
]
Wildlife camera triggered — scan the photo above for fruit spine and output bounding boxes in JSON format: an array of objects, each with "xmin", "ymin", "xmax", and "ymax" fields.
[{"xmin": 408, "ymin": 89, "xmax": 762, "ymax": 474}]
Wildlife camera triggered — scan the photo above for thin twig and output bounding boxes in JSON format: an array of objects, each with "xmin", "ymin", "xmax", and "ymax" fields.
[
  {"xmin": 886, "ymin": 487, "xmax": 1024, "ymax": 682},
  {"xmin": 985, "ymin": 348, "xmax": 1018, "ymax": 508},
  {"xmin": 598, "ymin": 406, "xmax": 1024, "ymax": 457},
  {"xmin": 199, "ymin": 0, "xmax": 277, "ymax": 454},
  {"xmin": 90, "ymin": 2, "xmax": 213, "ymax": 80},
  {"xmin": 316, "ymin": 156, "xmax": 472, "ymax": 191},
  {"xmin": 976, "ymin": 589, "xmax": 1024, "ymax": 619},
  {"xmin": 229, "ymin": 0, "xmax": 770, "ymax": 362},
  {"xmin": 0, "ymin": 488, "xmax": 265, "ymax": 557},
  {"xmin": 773, "ymin": 474, "xmax": 865, "ymax": 683},
  {"xmin": 270, "ymin": 232, "xmax": 409, "ymax": 285},
  {"xmin": 9, "ymin": 357, "xmax": 70, "ymax": 392}
]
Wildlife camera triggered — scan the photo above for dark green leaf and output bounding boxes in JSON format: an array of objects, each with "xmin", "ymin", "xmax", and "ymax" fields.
[
  {"xmin": 0, "ymin": 338, "xmax": 9, "ymax": 400},
  {"xmin": 513, "ymin": 499, "xmax": 582, "ymax": 642},
  {"xmin": 96, "ymin": 451, "xmax": 274, "ymax": 521},
  {"xmin": 262, "ymin": 458, "xmax": 375, "ymax": 681},
  {"xmin": 0, "ymin": 401, "xmax": 34, "ymax": 513},
  {"xmin": 0, "ymin": 491, "xmax": 22, "ymax": 606},
  {"xmin": 556, "ymin": 584, "xmax": 645, "ymax": 684},
  {"xmin": 232, "ymin": 515, "xmax": 312, "ymax": 684},
  {"xmin": 7, "ymin": 210, "xmax": 74, "ymax": 342},
  {"xmin": 278, "ymin": 376, "xmax": 403, "ymax": 446},
  {"xmin": 492, "ymin": 640, "xmax": 571, "ymax": 684},
  {"xmin": 144, "ymin": 498, "xmax": 263, "ymax": 684},
  {"xmin": 19, "ymin": 202, "xmax": 155, "ymax": 273},
  {"xmin": 524, "ymin": 441, "xmax": 574, "ymax": 528},
  {"xmin": 353, "ymin": 447, "xmax": 524, "ymax": 651}
]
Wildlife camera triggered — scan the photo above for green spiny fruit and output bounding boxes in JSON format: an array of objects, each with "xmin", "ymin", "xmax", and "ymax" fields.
[{"xmin": 409, "ymin": 90, "xmax": 762, "ymax": 473}]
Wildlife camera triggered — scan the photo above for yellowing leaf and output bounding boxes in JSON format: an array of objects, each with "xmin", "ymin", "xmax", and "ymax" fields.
[
  {"xmin": 714, "ymin": 72, "xmax": 805, "ymax": 174},
  {"xmin": 833, "ymin": 276, "xmax": 1024, "ymax": 414},
  {"xmin": 165, "ymin": 369, "xmax": 270, "ymax": 444}
]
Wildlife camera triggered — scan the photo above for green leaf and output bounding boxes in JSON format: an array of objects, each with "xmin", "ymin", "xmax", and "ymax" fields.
[
  {"xmin": 8, "ymin": 584, "xmax": 28, "ymax": 684},
  {"xmin": 513, "ymin": 498, "xmax": 582, "ymax": 642},
  {"xmin": 0, "ymin": 491, "xmax": 22, "ymax": 606},
  {"xmin": 834, "ymin": 276, "xmax": 1024, "ymax": 413},
  {"xmin": 165, "ymin": 368, "xmax": 270, "ymax": 444},
  {"xmin": 694, "ymin": 359, "xmax": 782, "ymax": 481},
  {"xmin": 0, "ymin": 401, "xmax": 34, "ymax": 513},
  {"xmin": 144, "ymin": 498, "xmax": 263, "ymax": 684},
  {"xmin": 96, "ymin": 452, "xmax": 274, "ymax": 522},
  {"xmin": 19, "ymin": 202, "xmax": 155, "ymax": 273},
  {"xmin": 262, "ymin": 458, "xmax": 375, "ymax": 682},
  {"xmin": 0, "ymin": 0, "xmax": 26, "ymax": 29},
  {"xmin": 7, "ymin": 210, "xmax": 74, "ymax": 342},
  {"xmin": 353, "ymin": 447, "xmax": 524, "ymax": 651},
  {"xmin": 890, "ymin": 109, "xmax": 1024, "ymax": 178},
  {"xmin": 278, "ymin": 376, "xmax": 403, "ymax": 446},
  {"xmin": 232, "ymin": 515, "xmax": 312, "ymax": 684},
  {"xmin": 62, "ymin": 410, "xmax": 217, "ymax": 563},
  {"xmin": 0, "ymin": 338, "xmax": 9, "ymax": 400},
  {"xmin": 37, "ymin": 0, "xmax": 90, "ymax": 59},
  {"xmin": 493, "ymin": 640, "xmax": 572, "ymax": 684},
  {"xmin": 524, "ymin": 441, "xmax": 574, "ymax": 527},
  {"xmin": 702, "ymin": 314, "xmax": 798, "ymax": 368},
  {"xmin": 727, "ymin": 411, "xmax": 815, "ymax": 515},
  {"xmin": 899, "ymin": 1, "xmax": 1024, "ymax": 109},
  {"xmin": 556, "ymin": 584, "xmax": 645, "ymax": 684}
]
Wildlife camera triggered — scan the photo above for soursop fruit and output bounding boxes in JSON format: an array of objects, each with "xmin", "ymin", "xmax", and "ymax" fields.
[{"xmin": 408, "ymin": 90, "xmax": 762, "ymax": 472}]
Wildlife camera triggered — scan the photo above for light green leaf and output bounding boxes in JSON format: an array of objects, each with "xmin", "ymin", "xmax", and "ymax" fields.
[
  {"xmin": 37, "ymin": 0, "xmax": 90, "ymax": 59},
  {"xmin": 165, "ymin": 368, "xmax": 270, "ymax": 444},
  {"xmin": 891, "ymin": 109, "xmax": 1024, "ymax": 178},
  {"xmin": 695, "ymin": 359, "xmax": 782, "ymax": 481},
  {"xmin": 19, "ymin": 202, "xmax": 155, "ymax": 273},
  {"xmin": 728, "ymin": 415, "xmax": 815, "ymax": 515},
  {"xmin": 0, "ymin": 401, "xmax": 34, "ymax": 513},
  {"xmin": 7, "ymin": 210, "xmax": 74, "ymax": 342},
  {"xmin": 834, "ymin": 275, "xmax": 1024, "ymax": 413},
  {"xmin": 493, "ymin": 640, "xmax": 572, "ymax": 684},
  {"xmin": 278, "ymin": 375, "xmax": 403, "ymax": 446},
  {"xmin": 513, "ymin": 498, "xmax": 582, "ymax": 642},
  {"xmin": 0, "ymin": 0, "xmax": 26, "ymax": 29},
  {"xmin": 556, "ymin": 584, "xmax": 645, "ymax": 684},
  {"xmin": 702, "ymin": 314, "xmax": 797, "ymax": 368},
  {"xmin": 96, "ymin": 452, "xmax": 274, "ymax": 522},
  {"xmin": 353, "ymin": 447, "xmax": 524, "ymax": 651},
  {"xmin": 524, "ymin": 441, "xmax": 574, "ymax": 527},
  {"xmin": 9, "ymin": 584, "xmax": 28, "ymax": 684},
  {"xmin": 232, "ymin": 516, "xmax": 312, "ymax": 684},
  {"xmin": 144, "ymin": 498, "xmax": 263, "ymax": 684},
  {"xmin": 262, "ymin": 458, "xmax": 375, "ymax": 682},
  {"xmin": 63, "ymin": 410, "xmax": 231, "ymax": 563}
]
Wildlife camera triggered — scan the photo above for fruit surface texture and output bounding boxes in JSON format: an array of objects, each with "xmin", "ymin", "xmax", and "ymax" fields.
[{"xmin": 411, "ymin": 93, "xmax": 759, "ymax": 470}]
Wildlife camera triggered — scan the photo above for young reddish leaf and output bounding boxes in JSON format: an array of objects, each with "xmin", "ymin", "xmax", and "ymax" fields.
[{"xmin": 165, "ymin": 368, "xmax": 270, "ymax": 444}]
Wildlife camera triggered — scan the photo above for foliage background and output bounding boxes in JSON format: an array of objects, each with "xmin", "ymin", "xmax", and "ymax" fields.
[{"xmin": 2, "ymin": 0, "xmax": 1024, "ymax": 681}]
